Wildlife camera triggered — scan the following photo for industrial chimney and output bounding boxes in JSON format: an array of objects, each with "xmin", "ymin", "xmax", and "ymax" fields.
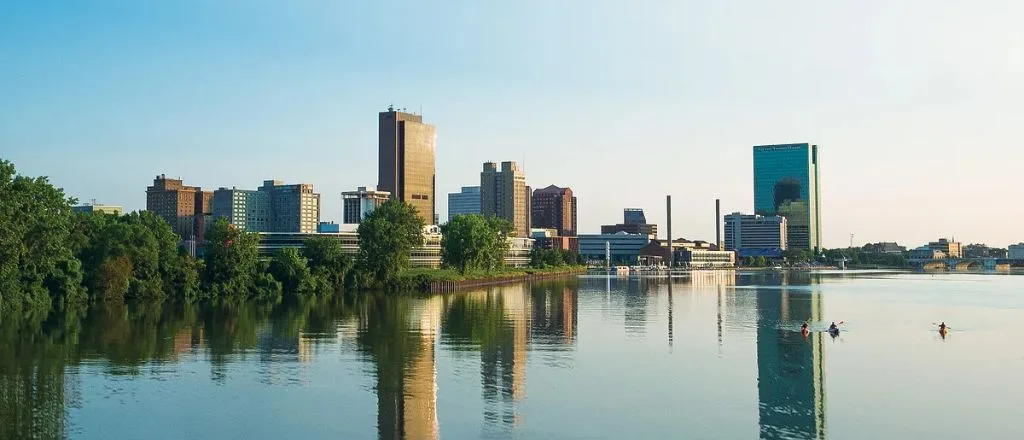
[
  {"xmin": 715, "ymin": 198, "xmax": 721, "ymax": 250},
  {"xmin": 667, "ymin": 195, "xmax": 673, "ymax": 268}
]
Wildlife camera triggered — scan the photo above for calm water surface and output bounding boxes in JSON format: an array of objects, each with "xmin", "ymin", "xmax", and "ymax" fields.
[{"xmin": 3, "ymin": 271, "xmax": 1024, "ymax": 439}]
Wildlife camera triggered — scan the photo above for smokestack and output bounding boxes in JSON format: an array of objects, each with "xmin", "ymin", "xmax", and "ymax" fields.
[
  {"xmin": 715, "ymin": 198, "xmax": 721, "ymax": 250},
  {"xmin": 667, "ymin": 195, "xmax": 673, "ymax": 268}
]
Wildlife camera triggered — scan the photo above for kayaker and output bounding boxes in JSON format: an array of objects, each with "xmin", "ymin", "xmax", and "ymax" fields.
[
  {"xmin": 828, "ymin": 322, "xmax": 839, "ymax": 336},
  {"xmin": 801, "ymin": 322, "xmax": 809, "ymax": 335},
  {"xmin": 938, "ymin": 322, "xmax": 948, "ymax": 332}
]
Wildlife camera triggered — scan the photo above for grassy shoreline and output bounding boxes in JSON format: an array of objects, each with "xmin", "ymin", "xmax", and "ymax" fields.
[{"xmin": 398, "ymin": 266, "xmax": 587, "ymax": 292}]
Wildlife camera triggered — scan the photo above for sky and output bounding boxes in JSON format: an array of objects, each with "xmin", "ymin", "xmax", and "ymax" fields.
[{"xmin": 2, "ymin": 0, "xmax": 1022, "ymax": 248}]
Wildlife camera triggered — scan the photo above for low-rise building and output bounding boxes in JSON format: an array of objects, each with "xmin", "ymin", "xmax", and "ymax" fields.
[
  {"xmin": 909, "ymin": 246, "xmax": 946, "ymax": 261},
  {"xmin": 638, "ymin": 239, "xmax": 733, "ymax": 267},
  {"xmin": 256, "ymin": 225, "xmax": 532, "ymax": 268},
  {"xmin": 723, "ymin": 213, "xmax": 787, "ymax": 258},
  {"xmin": 1009, "ymin": 243, "xmax": 1024, "ymax": 260},
  {"xmin": 679, "ymin": 248, "xmax": 735, "ymax": 269},
  {"xmin": 927, "ymin": 238, "xmax": 962, "ymax": 259},
  {"xmin": 530, "ymin": 228, "xmax": 579, "ymax": 252},
  {"xmin": 73, "ymin": 204, "xmax": 123, "ymax": 216},
  {"xmin": 578, "ymin": 232, "xmax": 652, "ymax": 264},
  {"xmin": 963, "ymin": 244, "xmax": 1007, "ymax": 259}
]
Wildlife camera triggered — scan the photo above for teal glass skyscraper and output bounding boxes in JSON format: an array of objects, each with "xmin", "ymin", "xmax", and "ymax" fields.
[{"xmin": 753, "ymin": 143, "xmax": 821, "ymax": 251}]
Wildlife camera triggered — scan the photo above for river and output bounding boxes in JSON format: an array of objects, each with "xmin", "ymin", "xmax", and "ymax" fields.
[{"xmin": 2, "ymin": 271, "xmax": 1023, "ymax": 439}]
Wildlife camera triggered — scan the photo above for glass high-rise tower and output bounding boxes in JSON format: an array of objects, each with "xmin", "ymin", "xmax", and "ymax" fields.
[{"xmin": 753, "ymin": 143, "xmax": 821, "ymax": 251}]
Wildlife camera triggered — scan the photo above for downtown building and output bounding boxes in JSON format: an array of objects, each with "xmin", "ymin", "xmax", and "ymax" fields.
[
  {"xmin": 531, "ymin": 185, "xmax": 577, "ymax": 237},
  {"xmin": 343, "ymin": 186, "xmax": 390, "ymax": 224},
  {"xmin": 724, "ymin": 213, "xmax": 788, "ymax": 258},
  {"xmin": 73, "ymin": 203, "xmax": 123, "ymax": 216},
  {"xmin": 753, "ymin": 143, "xmax": 822, "ymax": 251},
  {"xmin": 601, "ymin": 208, "xmax": 657, "ymax": 237},
  {"xmin": 146, "ymin": 174, "xmax": 213, "ymax": 240},
  {"xmin": 211, "ymin": 180, "xmax": 320, "ymax": 233},
  {"xmin": 480, "ymin": 161, "xmax": 531, "ymax": 237},
  {"xmin": 378, "ymin": 106, "xmax": 436, "ymax": 225},
  {"xmin": 447, "ymin": 186, "xmax": 481, "ymax": 220}
]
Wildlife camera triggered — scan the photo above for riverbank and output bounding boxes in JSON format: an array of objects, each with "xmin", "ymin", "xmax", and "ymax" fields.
[{"xmin": 400, "ymin": 266, "xmax": 587, "ymax": 293}]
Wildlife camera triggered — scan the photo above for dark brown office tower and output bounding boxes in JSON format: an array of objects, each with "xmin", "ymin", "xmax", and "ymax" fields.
[
  {"xmin": 146, "ymin": 174, "xmax": 208, "ymax": 239},
  {"xmin": 378, "ymin": 106, "xmax": 436, "ymax": 225},
  {"xmin": 531, "ymin": 185, "xmax": 577, "ymax": 237}
]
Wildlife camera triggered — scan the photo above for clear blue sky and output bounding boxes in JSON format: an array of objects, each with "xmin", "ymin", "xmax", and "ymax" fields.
[{"xmin": 3, "ymin": 0, "xmax": 1022, "ymax": 248}]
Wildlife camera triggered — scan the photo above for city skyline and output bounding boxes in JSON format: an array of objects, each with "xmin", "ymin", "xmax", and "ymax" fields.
[{"xmin": 3, "ymin": 1, "xmax": 1023, "ymax": 247}]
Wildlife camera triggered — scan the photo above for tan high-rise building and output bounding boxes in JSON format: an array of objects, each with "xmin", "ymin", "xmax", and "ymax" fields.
[
  {"xmin": 378, "ymin": 106, "xmax": 436, "ymax": 225},
  {"xmin": 480, "ymin": 161, "xmax": 530, "ymax": 237},
  {"xmin": 146, "ymin": 174, "xmax": 211, "ymax": 238}
]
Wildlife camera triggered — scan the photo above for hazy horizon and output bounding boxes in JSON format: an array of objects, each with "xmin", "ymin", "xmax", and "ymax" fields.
[{"xmin": 3, "ymin": 1, "xmax": 1022, "ymax": 248}]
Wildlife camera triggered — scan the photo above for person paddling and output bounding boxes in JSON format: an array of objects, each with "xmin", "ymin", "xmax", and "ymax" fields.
[
  {"xmin": 801, "ymin": 322, "xmax": 809, "ymax": 337},
  {"xmin": 828, "ymin": 322, "xmax": 839, "ymax": 335},
  {"xmin": 938, "ymin": 322, "xmax": 948, "ymax": 332}
]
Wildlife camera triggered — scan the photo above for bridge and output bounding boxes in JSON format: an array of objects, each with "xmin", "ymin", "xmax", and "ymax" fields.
[{"xmin": 912, "ymin": 258, "xmax": 1024, "ymax": 271}]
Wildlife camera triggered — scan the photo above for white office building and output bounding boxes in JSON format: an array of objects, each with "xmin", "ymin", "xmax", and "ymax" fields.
[
  {"xmin": 724, "ymin": 213, "xmax": 787, "ymax": 252},
  {"xmin": 343, "ymin": 186, "xmax": 391, "ymax": 224}
]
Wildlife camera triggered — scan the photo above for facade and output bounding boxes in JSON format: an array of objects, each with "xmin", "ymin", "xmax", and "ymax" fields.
[
  {"xmin": 72, "ymin": 204, "xmax": 123, "ymax": 216},
  {"xmin": 146, "ymin": 174, "xmax": 212, "ymax": 239},
  {"xmin": 260, "ymin": 180, "xmax": 320, "ymax": 233},
  {"xmin": 317, "ymin": 222, "xmax": 340, "ymax": 233},
  {"xmin": 1009, "ymin": 244, "xmax": 1024, "ymax": 260},
  {"xmin": 724, "ymin": 213, "xmax": 787, "ymax": 257},
  {"xmin": 343, "ymin": 186, "xmax": 391, "ymax": 224},
  {"xmin": 256, "ymin": 226, "xmax": 532, "ymax": 268},
  {"xmin": 679, "ymin": 248, "xmax": 736, "ymax": 269},
  {"xmin": 601, "ymin": 209, "xmax": 657, "ymax": 237},
  {"xmin": 480, "ymin": 161, "xmax": 530, "ymax": 237},
  {"xmin": 927, "ymin": 238, "xmax": 962, "ymax": 259},
  {"xmin": 447, "ymin": 186, "xmax": 481, "ymax": 220},
  {"xmin": 211, "ymin": 180, "xmax": 320, "ymax": 233},
  {"xmin": 623, "ymin": 208, "xmax": 646, "ymax": 225},
  {"xmin": 212, "ymin": 188, "xmax": 269, "ymax": 231},
  {"xmin": 753, "ymin": 143, "xmax": 822, "ymax": 251},
  {"xmin": 578, "ymin": 232, "xmax": 652, "ymax": 264},
  {"xmin": 962, "ymin": 244, "xmax": 1006, "ymax": 259},
  {"xmin": 378, "ymin": 106, "xmax": 436, "ymax": 225},
  {"xmin": 862, "ymin": 242, "xmax": 906, "ymax": 254},
  {"xmin": 910, "ymin": 246, "xmax": 945, "ymax": 261},
  {"xmin": 531, "ymin": 185, "xmax": 577, "ymax": 237},
  {"xmin": 530, "ymin": 228, "xmax": 578, "ymax": 252}
]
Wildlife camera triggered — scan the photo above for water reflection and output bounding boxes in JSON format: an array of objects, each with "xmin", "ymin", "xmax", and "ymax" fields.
[
  {"xmin": 0, "ymin": 274, "xmax": 843, "ymax": 439},
  {"xmin": 745, "ymin": 272, "xmax": 827, "ymax": 440}
]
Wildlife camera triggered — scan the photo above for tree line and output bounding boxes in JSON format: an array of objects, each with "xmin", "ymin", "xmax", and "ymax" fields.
[{"xmin": 2, "ymin": 159, "xmax": 581, "ymax": 314}]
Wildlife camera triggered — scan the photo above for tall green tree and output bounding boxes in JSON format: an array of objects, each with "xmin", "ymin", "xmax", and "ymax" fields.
[
  {"xmin": 0, "ymin": 159, "xmax": 85, "ymax": 312},
  {"xmin": 203, "ymin": 218, "xmax": 281, "ymax": 301},
  {"xmin": 71, "ymin": 211, "xmax": 200, "ymax": 301},
  {"xmin": 302, "ymin": 236, "xmax": 354, "ymax": 292},
  {"xmin": 441, "ymin": 214, "xmax": 513, "ymax": 274},
  {"xmin": 268, "ymin": 248, "xmax": 313, "ymax": 296},
  {"xmin": 356, "ymin": 200, "xmax": 424, "ymax": 288}
]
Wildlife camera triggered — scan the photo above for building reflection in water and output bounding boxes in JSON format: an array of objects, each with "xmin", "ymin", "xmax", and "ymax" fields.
[
  {"xmin": 359, "ymin": 295, "xmax": 443, "ymax": 440},
  {"xmin": 748, "ymin": 272, "xmax": 827, "ymax": 440}
]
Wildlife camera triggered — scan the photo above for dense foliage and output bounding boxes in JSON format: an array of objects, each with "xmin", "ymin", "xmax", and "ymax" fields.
[
  {"xmin": 529, "ymin": 247, "xmax": 584, "ymax": 268},
  {"xmin": 71, "ymin": 211, "xmax": 200, "ymax": 302},
  {"xmin": 1, "ymin": 160, "xmax": 85, "ymax": 313},
  {"xmin": 356, "ymin": 199, "xmax": 425, "ymax": 288},
  {"xmin": 440, "ymin": 214, "xmax": 512, "ymax": 274}
]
